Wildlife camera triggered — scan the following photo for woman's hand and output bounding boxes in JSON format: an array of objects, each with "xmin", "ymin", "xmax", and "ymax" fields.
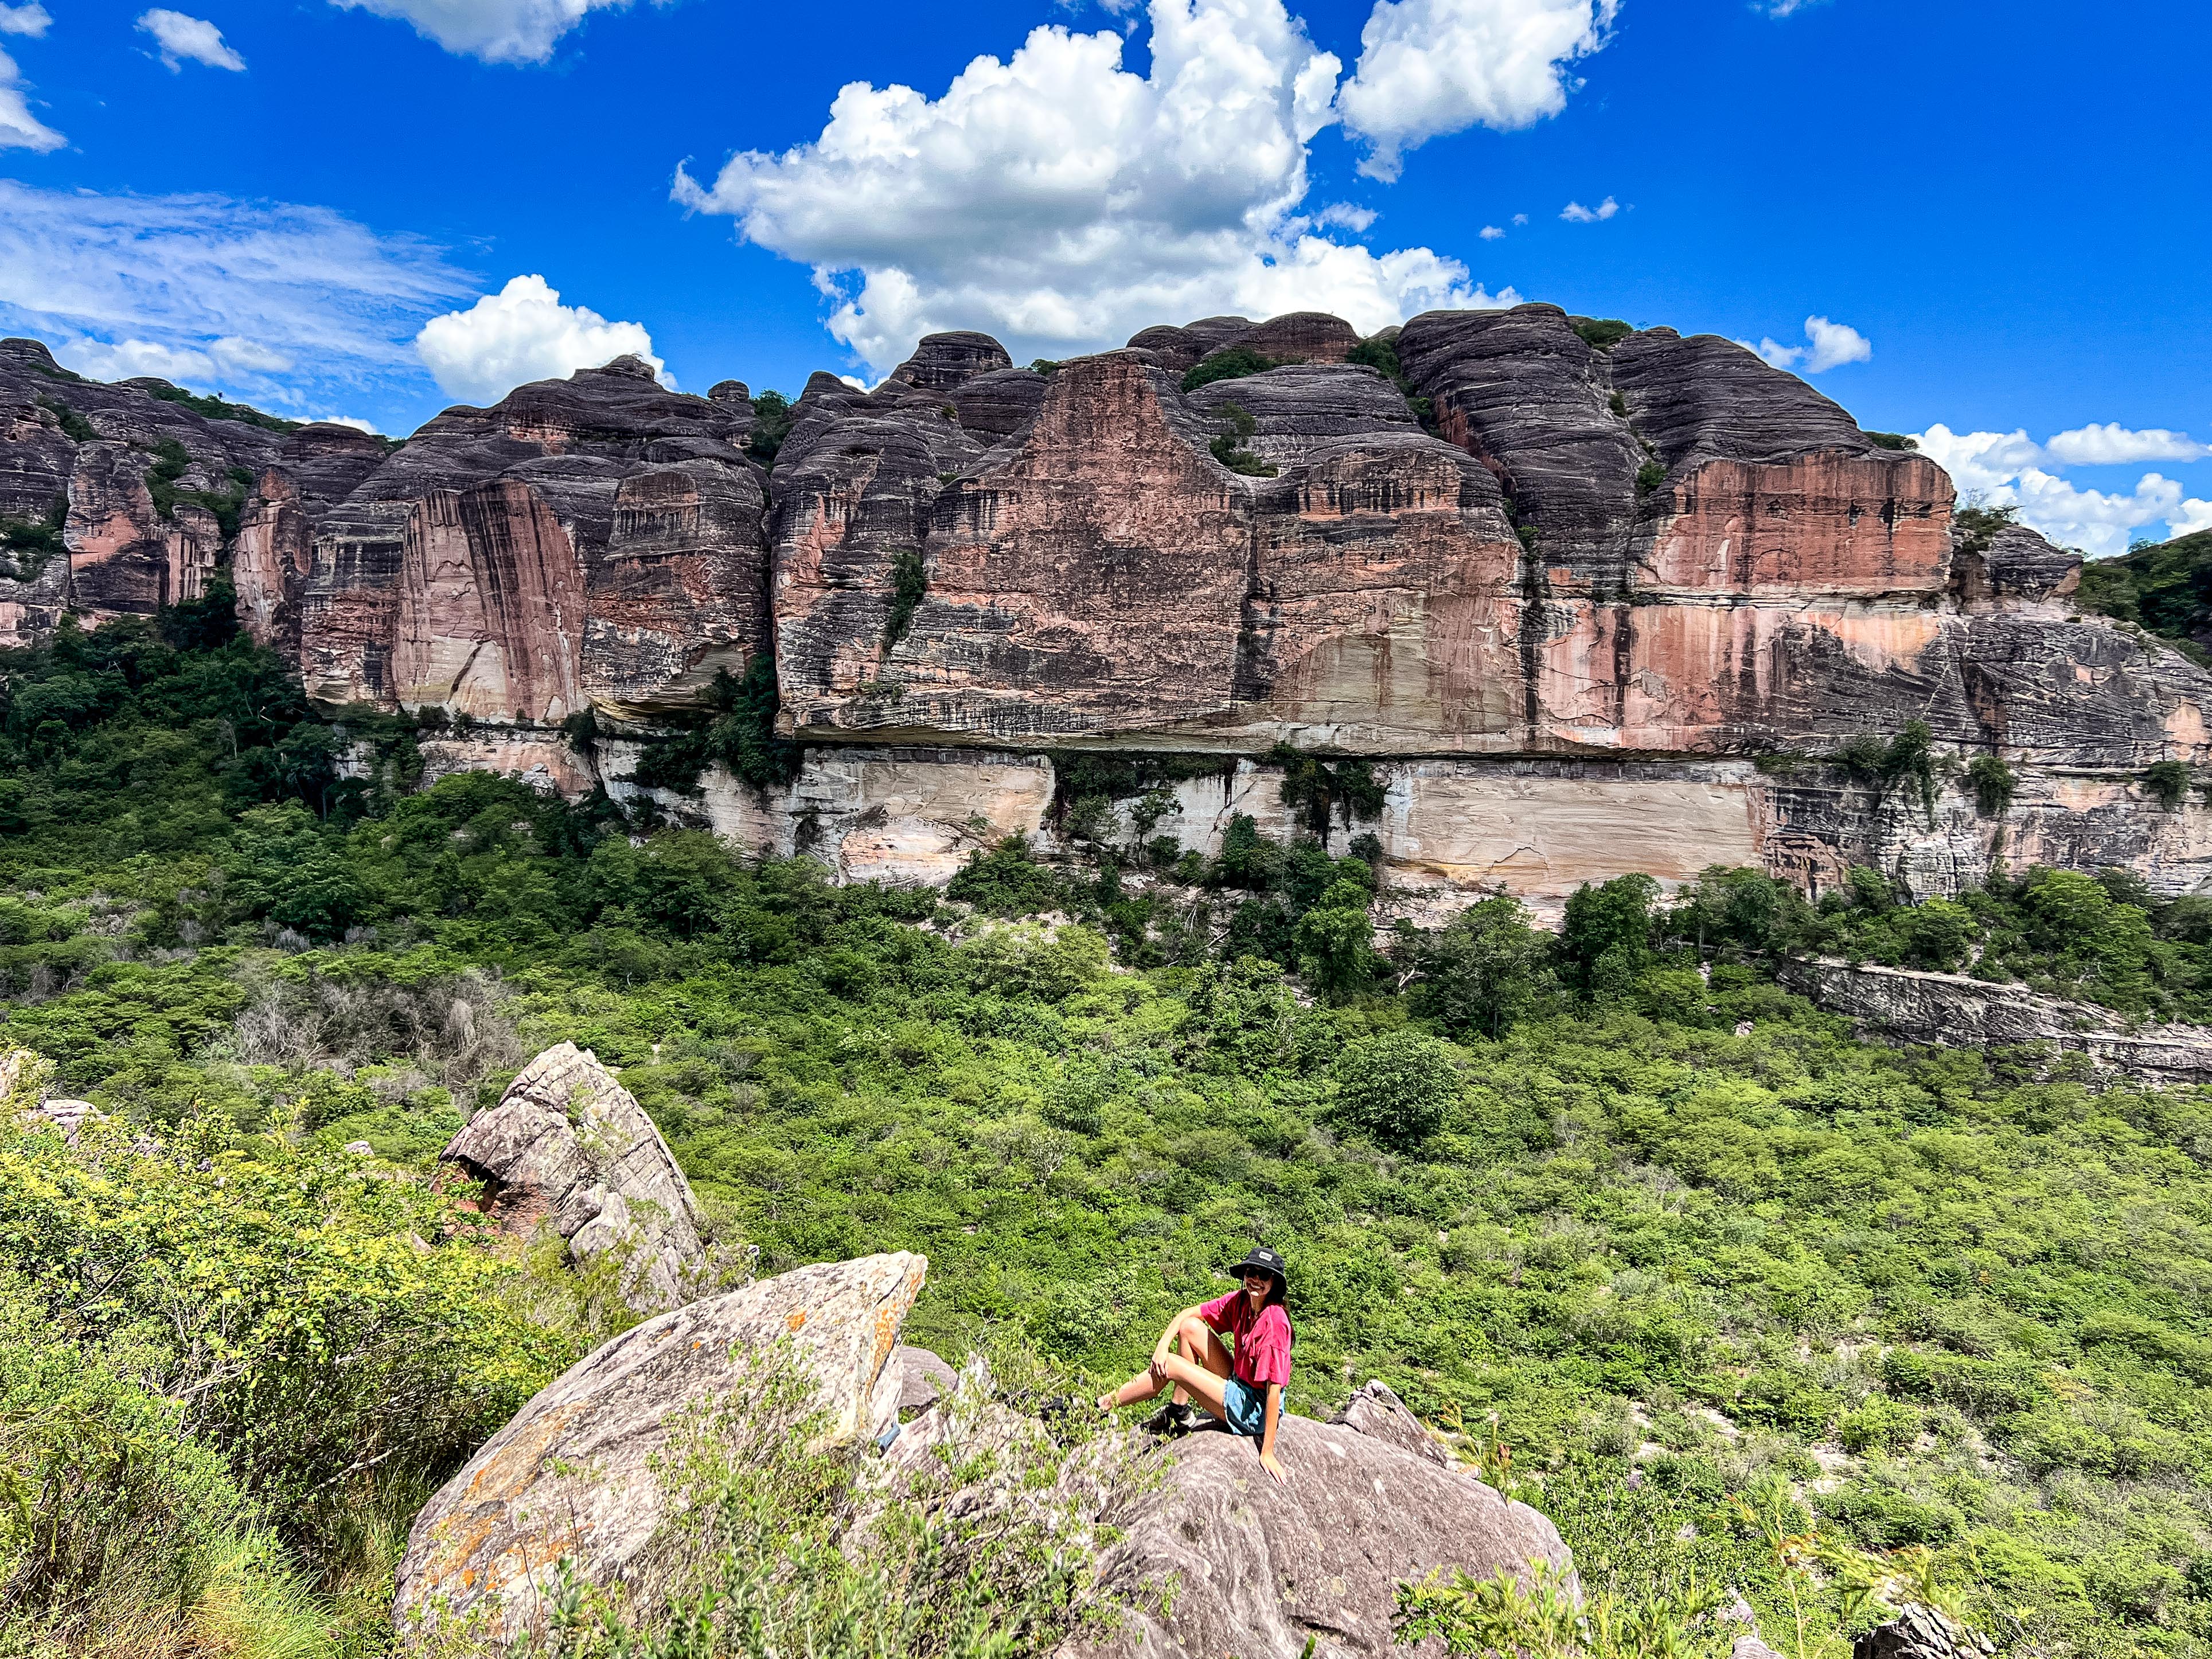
[{"xmin": 1259, "ymin": 1449, "xmax": 1288, "ymax": 1484}]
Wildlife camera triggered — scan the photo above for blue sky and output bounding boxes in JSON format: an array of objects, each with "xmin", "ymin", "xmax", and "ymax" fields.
[{"xmin": 2, "ymin": 0, "xmax": 2206, "ymax": 553}]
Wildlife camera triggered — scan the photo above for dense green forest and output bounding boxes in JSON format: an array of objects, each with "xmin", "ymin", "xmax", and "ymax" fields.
[
  {"xmin": 0, "ymin": 603, "xmax": 2207, "ymax": 1659},
  {"xmin": 2078, "ymin": 529, "xmax": 2212, "ymax": 667}
]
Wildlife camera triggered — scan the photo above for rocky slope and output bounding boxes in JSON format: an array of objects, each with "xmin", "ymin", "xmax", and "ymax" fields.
[{"xmin": 6, "ymin": 311, "xmax": 2210, "ymax": 910}]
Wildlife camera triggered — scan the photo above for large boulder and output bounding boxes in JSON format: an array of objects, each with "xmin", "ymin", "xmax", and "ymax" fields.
[
  {"xmin": 439, "ymin": 1042, "xmax": 709, "ymax": 1313},
  {"xmin": 395, "ymin": 1251, "xmax": 927, "ymax": 1645},
  {"xmin": 1068, "ymin": 1411, "xmax": 1574, "ymax": 1659}
]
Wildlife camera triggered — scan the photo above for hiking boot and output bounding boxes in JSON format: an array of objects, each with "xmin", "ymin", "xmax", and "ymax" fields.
[{"xmin": 1141, "ymin": 1401, "xmax": 1200, "ymax": 1437}]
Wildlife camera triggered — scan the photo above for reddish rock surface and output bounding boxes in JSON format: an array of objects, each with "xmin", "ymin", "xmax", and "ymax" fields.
[{"xmin": 5, "ymin": 311, "xmax": 2212, "ymax": 907}]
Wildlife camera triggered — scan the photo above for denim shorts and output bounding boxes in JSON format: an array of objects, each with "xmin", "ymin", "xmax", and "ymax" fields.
[{"xmin": 1221, "ymin": 1376, "xmax": 1269, "ymax": 1438}]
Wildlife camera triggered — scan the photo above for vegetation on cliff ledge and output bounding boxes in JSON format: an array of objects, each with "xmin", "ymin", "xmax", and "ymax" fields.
[{"xmin": 0, "ymin": 619, "xmax": 2206, "ymax": 1658}]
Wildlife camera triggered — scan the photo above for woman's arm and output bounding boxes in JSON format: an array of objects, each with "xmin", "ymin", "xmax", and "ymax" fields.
[{"xmin": 1258, "ymin": 1383, "xmax": 1286, "ymax": 1481}]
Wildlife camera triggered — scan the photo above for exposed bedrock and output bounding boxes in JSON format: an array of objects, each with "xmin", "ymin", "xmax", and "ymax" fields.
[
  {"xmin": 1777, "ymin": 959, "xmax": 2212, "ymax": 1086},
  {"xmin": 9, "ymin": 310, "xmax": 2212, "ymax": 904},
  {"xmin": 294, "ymin": 356, "xmax": 767, "ymax": 717},
  {"xmin": 399, "ymin": 726, "xmax": 2212, "ymax": 915}
]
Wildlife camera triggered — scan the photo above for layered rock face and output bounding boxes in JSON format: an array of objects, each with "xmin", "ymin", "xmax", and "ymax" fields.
[
  {"xmin": 0, "ymin": 337, "xmax": 298, "ymax": 644},
  {"xmin": 293, "ymin": 356, "xmax": 767, "ymax": 721},
  {"xmin": 7, "ymin": 309, "xmax": 2211, "ymax": 907}
]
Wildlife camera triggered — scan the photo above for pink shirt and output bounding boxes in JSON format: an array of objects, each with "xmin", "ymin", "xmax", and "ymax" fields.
[{"xmin": 1200, "ymin": 1291, "xmax": 1294, "ymax": 1389}]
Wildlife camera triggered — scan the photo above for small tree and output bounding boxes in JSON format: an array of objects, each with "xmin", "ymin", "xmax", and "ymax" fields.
[
  {"xmin": 1332, "ymin": 1030, "xmax": 1458, "ymax": 1148},
  {"xmin": 1559, "ymin": 874, "xmax": 1658, "ymax": 1000},
  {"xmin": 1411, "ymin": 896, "xmax": 1558, "ymax": 1038},
  {"xmin": 2144, "ymin": 759, "xmax": 2191, "ymax": 810},
  {"xmin": 1296, "ymin": 879, "xmax": 1378, "ymax": 1004}
]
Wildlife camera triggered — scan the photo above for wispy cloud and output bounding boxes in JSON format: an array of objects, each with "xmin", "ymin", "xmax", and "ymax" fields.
[
  {"xmin": 0, "ymin": 46, "xmax": 60, "ymax": 150},
  {"xmin": 137, "ymin": 9, "xmax": 247, "ymax": 71},
  {"xmin": 328, "ymin": 0, "xmax": 646, "ymax": 65},
  {"xmin": 1559, "ymin": 195, "xmax": 1618, "ymax": 222},
  {"xmin": 0, "ymin": 181, "xmax": 472, "ymax": 418},
  {"xmin": 0, "ymin": 4, "xmax": 51, "ymax": 37}
]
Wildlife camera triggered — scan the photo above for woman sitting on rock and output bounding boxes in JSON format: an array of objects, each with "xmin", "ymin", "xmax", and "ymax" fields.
[{"xmin": 1096, "ymin": 1246, "xmax": 1293, "ymax": 1482}]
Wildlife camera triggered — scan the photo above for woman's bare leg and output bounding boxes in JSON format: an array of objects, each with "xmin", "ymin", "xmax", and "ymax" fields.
[
  {"xmin": 1153, "ymin": 1351, "xmax": 1234, "ymax": 1422},
  {"xmin": 1164, "ymin": 1312, "xmax": 1232, "ymax": 1405},
  {"xmin": 1098, "ymin": 1313, "xmax": 1232, "ymax": 1411}
]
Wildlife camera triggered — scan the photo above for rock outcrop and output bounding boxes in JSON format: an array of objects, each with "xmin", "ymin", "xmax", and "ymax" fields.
[
  {"xmin": 1071, "ymin": 1411, "xmax": 1574, "ymax": 1659},
  {"xmin": 1328, "ymin": 1377, "xmax": 1452, "ymax": 1467},
  {"xmin": 439, "ymin": 1042, "xmax": 710, "ymax": 1312},
  {"xmin": 395, "ymin": 1251, "xmax": 927, "ymax": 1644},
  {"xmin": 8, "ymin": 311, "xmax": 2212, "ymax": 912},
  {"xmin": 1778, "ymin": 958, "xmax": 2212, "ymax": 1084}
]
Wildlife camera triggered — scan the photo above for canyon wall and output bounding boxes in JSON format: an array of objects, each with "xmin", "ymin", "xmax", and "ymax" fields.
[{"xmin": 6, "ymin": 310, "xmax": 2210, "ymax": 909}]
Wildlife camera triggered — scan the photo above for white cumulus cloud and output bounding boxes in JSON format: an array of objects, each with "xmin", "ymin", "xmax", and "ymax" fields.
[
  {"xmin": 0, "ymin": 48, "xmax": 60, "ymax": 151},
  {"xmin": 0, "ymin": 179, "xmax": 471, "ymax": 417},
  {"xmin": 415, "ymin": 274, "xmax": 666, "ymax": 405},
  {"xmin": 676, "ymin": 0, "xmax": 1510, "ymax": 374},
  {"xmin": 2041, "ymin": 421, "xmax": 2210, "ymax": 467},
  {"xmin": 1747, "ymin": 314, "xmax": 1870, "ymax": 374},
  {"xmin": 1559, "ymin": 195, "xmax": 1617, "ymax": 222},
  {"xmin": 0, "ymin": 5, "xmax": 50, "ymax": 37},
  {"xmin": 327, "ymin": 0, "xmax": 642, "ymax": 64},
  {"xmin": 1478, "ymin": 224, "xmax": 1504, "ymax": 239},
  {"xmin": 1912, "ymin": 421, "xmax": 2211, "ymax": 557},
  {"xmin": 137, "ymin": 9, "xmax": 245, "ymax": 70},
  {"xmin": 1335, "ymin": 0, "xmax": 1617, "ymax": 181}
]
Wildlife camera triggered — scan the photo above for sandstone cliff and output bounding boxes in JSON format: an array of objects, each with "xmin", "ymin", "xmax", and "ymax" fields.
[{"xmin": 7, "ymin": 309, "xmax": 2210, "ymax": 910}]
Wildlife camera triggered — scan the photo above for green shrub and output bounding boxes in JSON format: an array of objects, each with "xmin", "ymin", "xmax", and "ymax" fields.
[
  {"xmin": 1952, "ymin": 502, "xmax": 2018, "ymax": 557},
  {"xmin": 2144, "ymin": 759, "xmax": 2190, "ymax": 809},
  {"xmin": 1208, "ymin": 400, "xmax": 1277, "ymax": 477},
  {"xmin": 36, "ymin": 395, "xmax": 94, "ymax": 443},
  {"xmin": 1866, "ymin": 432, "xmax": 1918, "ymax": 451},
  {"xmin": 883, "ymin": 548, "xmax": 928, "ymax": 646},
  {"xmin": 0, "ymin": 1107, "xmax": 572, "ymax": 1541},
  {"xmin": 501, "ymin": 1349, "xmax": 1115, "ymax": 1659},
  {"xmin": 1332, "ymin": 1029, "xmax": 1457, "ymax": 1147},
  {"xmin": 1181, "ymin": 345, "xmax": 1292, "ymax": 392},
  {"xmin": 1634, "ymin": 459, "xmax": 1666, "ymax": 497},
  {"xmin": 1966, "ymin": 755, "xmax": 2015, "ymax": 817},
  {"xmin": 144, "ymin": 382, "xmax": 302, "ymax": 435},
  {"xmin": 746, "ymin": 389, "xmax": 794, "ymax": 467},
  {"xmin": 1572, "ymin": 318, "xmax": 1634, "ymax": 351}
]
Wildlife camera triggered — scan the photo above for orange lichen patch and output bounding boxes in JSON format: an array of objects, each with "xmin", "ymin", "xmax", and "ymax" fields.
[
  {"xmin": 462, "ymin": 1403, "xmax": 582, "ymax": 1506},
  {"xmin": 1647, "ymin": 454, "xmax": 1949, "ymax": 596},
  {"xmin": 786, "ymin": 1309, "xmax": 807, "ymax": 1333}
]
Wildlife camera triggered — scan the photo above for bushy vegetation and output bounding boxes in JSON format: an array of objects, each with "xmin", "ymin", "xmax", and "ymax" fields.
[
  {"xmin": 743, "ymin": 391, "xmax": 794, "ymax": 467},
  {"xmin": 625, "ymin": 654, "xmax": 802, "ymax": 799},
  {"xmin": 0, "ymin": 495, "xmax": 65, "ymax": 578},
  {"xmin": 1207, "ymin": 400, "xmax": 1278, "ymax": 477},
  {"xmin": 1345, "ymin": 333, "xmax": 1439, "ymax": 432},
  {"xmin": 143, "ymin": 382, "xmax": 305, "ymax": 436},
  {"xmin": 1668, "ymin": 860, "xmax": 2212, "ymax": 1023},
  {"xmin": 1180, "ymin": 345, "xmax": 1294, "ymax": 392},
  {"xmin": 2079, "ymin": 529, "xmax": 2212, "ymax": 666},
  {"xmin": 1, "ymin": 619, "xmax": 2208, "ymax": 1657},
  {"xmin": 1572, "ymin": 317, "xmax": 1634, "ymax": 351}
]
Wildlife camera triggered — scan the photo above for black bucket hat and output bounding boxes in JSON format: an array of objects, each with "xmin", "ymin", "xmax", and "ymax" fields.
[{"xmin": 1227, "ymin": 1245, "xmax": 1288, "ymax": 1289}]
